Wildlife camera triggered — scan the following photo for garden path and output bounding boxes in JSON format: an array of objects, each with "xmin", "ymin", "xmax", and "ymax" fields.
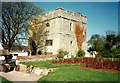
[{"xmin": 0, "ymin": 70, "xmax": 42, "ymax": 82}]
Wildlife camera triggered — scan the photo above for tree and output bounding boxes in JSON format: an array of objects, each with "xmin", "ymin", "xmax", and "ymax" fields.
[
  {"xmin": 89, "ymin": 30, "xmax": 120, "ymax": 58},
  {"xmin": 102, "ymin": 30, "xmax": 120, "ymax": 57},
  {"xmin": 1, "ymin": 2, "xmax": 42, "ymax": 52},
  {"xmin": 87, "ymin": 34, "xmax": 103, "ymax": 51},
  {"xmin": 94, "ymin": 38, "xmax": 104, "ymax": 51},
  {"xmin": 104, "ymin": 30, "xmax": 118, "ymax": 50},
  {"xmin": 28, "ymin": 37, "xmax": 37, "ymax": 55},
  {"xmin": 28, "ymin": 17, "xmax": 48, "ymax": 55}
]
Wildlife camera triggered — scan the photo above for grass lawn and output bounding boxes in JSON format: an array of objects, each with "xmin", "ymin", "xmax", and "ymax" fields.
[
  {"xmin": 23, "ymin": 60, "xmax": 82, "ymax": 68},
  {"xmin": 23, "ymin": 60, "xmax": 119, "ymax": 81},
  {"xmin": 0, "ymin": 76, "xmax": 12, "ymax": 83}
]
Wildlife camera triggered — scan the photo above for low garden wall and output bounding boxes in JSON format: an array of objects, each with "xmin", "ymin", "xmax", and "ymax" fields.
[
  {"xmin": 14, "ymin": 55, "xmax": 57, "ymax": 76},
  {"xmin": 17, "ymin": 55, "xmax": 57, "ymax": 60},
  {"xmin": 15, "ymin": 64, "xmax": 55, "ymax": 76},
  {"xmin": 52, "ymin": 58, "xmax": 120, "ymax": 71},
  {"xmin": 16, "ymin": 55, "xmax": 57, "ymax": 65}
]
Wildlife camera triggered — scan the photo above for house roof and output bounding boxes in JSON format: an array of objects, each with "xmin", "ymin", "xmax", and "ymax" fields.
[{"xmin": 11, "ymin": 45, "xmax": 28, "ymax": 52}]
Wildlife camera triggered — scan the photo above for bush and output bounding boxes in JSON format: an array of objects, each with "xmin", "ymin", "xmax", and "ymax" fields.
[
  {"xmin": 76, "ymin": 49, "xmax": 85, "ymax": 57},
  {"xmin": 57, "ymin": 49, "xmax": 68, "ymax": 58},
  {"xmin": 96, "ymin": 48, "xmax": 120, "ymax": 58}
]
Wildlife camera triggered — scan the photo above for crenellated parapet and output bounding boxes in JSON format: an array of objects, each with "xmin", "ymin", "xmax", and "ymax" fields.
[{"xmin": 39, "ymin": 8, "xmax": 87, "ymax": 25}]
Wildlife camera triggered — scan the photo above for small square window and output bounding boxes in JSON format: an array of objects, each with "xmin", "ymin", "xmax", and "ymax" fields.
[{"xmin": 45, "ymin": 40, "xmax": 53, "ymax": 46}]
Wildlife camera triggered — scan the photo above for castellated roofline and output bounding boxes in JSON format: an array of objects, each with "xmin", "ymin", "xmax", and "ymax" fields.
[
  {"xmin": 55, "ymin": 7, "xmax": 64, "ymax": 10},
  {"xmin": 30, "ymin": 15, "xmax": 79, "ymax": 26},
  {"xmin": 41, "ymin": 7, "xmax": 86, "ymax": 18},
  {"xmin": 81, "ymin": 14, "xmax": 87, "ymax": 18},
  {"xmin": 76, "ymin": 12, "xmax": 81, "ymax": 15},
  {"xmin": 31, "ymin": 8, "xmax": 87, "ymax": 25}
]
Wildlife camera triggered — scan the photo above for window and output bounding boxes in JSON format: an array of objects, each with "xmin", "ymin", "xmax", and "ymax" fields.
[
  {"xmin": 46, "ymin": 23, "xmax": 50, "ymax": 27},
  {"xmin": 45, "ymin": 40, "xmax": 53, "ymax": 46},
  {"xmin": 70, "ymin": 23, "xmax": 72, "ymax": 31},
  {"xmin": 70, "ymin": 41, "xmax": 73, "ymax": 46}
]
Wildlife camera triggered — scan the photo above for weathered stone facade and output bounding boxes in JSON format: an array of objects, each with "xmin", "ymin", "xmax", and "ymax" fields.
[{"xmin": 29, "ymin": 8, "xmax": 87, "ymax": 56}]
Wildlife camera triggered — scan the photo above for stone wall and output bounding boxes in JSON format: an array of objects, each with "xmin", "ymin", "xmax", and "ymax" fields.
[
  {"xmin": 40, "ymin": 8, "xmax": 87, "ymax": 24},
  {"xmin": 17, "ymin": 55, "xmax": 57, "ymax": 60},
  {"xmin": 15, "ymin": 64, "xmax": 55, "ymax": 76},
  {"xmin": 16, "ymin": 55, "xmax": 57, "ymax": 65},
  {"xmin": 15, "ymin": 55, "xmax": 57, "ymax": 76}
]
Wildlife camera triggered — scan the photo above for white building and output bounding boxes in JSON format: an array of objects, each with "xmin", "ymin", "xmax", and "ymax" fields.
[{"xmin": 29, "ymin": 8, "xmax": 87, "ymax": 56}]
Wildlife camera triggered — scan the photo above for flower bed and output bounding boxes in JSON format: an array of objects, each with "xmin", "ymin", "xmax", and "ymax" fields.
[{"xmin": 52, "ymin": 58, "xmax": 120, "ymax": 71}]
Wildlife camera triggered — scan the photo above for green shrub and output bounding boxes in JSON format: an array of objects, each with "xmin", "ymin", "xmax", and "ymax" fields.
[
  {"xmin": 57, "ymin": 49, "xmax": 68, "ymax": 58},
  {"xmin": 76, "ymin": 49, "xmax": 85, "ymax": 57},
  {"xmin": 96, "ymin": 48, "xmax": 120, "ymax": 58}
]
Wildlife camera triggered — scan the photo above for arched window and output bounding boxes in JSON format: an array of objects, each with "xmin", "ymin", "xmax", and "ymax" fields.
[{"xmin": 46, "ymin": 23, "xmax": 50, "ymax": 27}]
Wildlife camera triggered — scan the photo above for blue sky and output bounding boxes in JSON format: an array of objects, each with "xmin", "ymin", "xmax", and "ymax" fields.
[{"xmin": 34, "ymin": 2, "xmax": 118, "ymax": 41}]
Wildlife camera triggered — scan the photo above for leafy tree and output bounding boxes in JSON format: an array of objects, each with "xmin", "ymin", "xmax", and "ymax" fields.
[
  {"xmin": 88, "ymin": 30, "xmax": 120, "ymax": 58},
  {"xmin": 1, "ymin": 2, "xmax": 42, "ymax": 52},
  {"xmin": 87, "ymin": 34, "xmax": 103, "ymax": 51},
  {"xmin": 101, "ymin": 30, "xmax": 120, "ymax": 58},
  {"xmin": 104, "ymin": 30, "xmax": 118, "ymax": 51},
  {"xmin": 28, "ymin": 17, "xmax": 48, "ymax": 55}
]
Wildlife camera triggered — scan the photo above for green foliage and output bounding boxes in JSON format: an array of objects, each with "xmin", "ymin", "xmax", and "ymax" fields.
[
  {"xmin": 96, "ymin": 51, "xmax": 112, "ymax": 58},
  {"xmin": 88, "ymin": 34, "xmax": 104, "ymax": 52},
  {"xmin": 96, "ymin": 48, "xmax": 120, "ymax": 58},
  {"xmin": 8, "ymin": 61, "xmax": 16, "ymax": 67},
  {"xmin": 57, "ymin": 49, "xmax": 68, "ymax": 58},
  {"xmin": 76, "ymin": 49, "xmax": 85, "ymax": 57},
  {"xmin": 87, "ymin": 34, "xmax": 101, "ymax": 49},
  {"xmin": 88, "ymin": 30, "xmax": 120, "ymax": 58},
  {"xmin": 0, "ymin": 76, "xmax": 12, "ymax": 83}
]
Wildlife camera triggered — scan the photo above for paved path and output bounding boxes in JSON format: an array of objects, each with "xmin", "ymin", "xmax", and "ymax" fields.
[{"xmin": 0, "ymin": 70, "xmax": 43, "ymax": 82}]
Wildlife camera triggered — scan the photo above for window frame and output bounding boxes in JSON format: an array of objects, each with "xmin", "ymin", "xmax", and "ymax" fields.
[{"xmin": 45, "ymin": 40, "xmax": 53, "ymax": 46}]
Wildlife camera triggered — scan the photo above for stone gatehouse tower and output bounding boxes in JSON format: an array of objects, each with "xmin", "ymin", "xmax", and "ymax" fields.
[{"xmin": 29, "ymin": 8, "xmax": 87, "ymax": 56}]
